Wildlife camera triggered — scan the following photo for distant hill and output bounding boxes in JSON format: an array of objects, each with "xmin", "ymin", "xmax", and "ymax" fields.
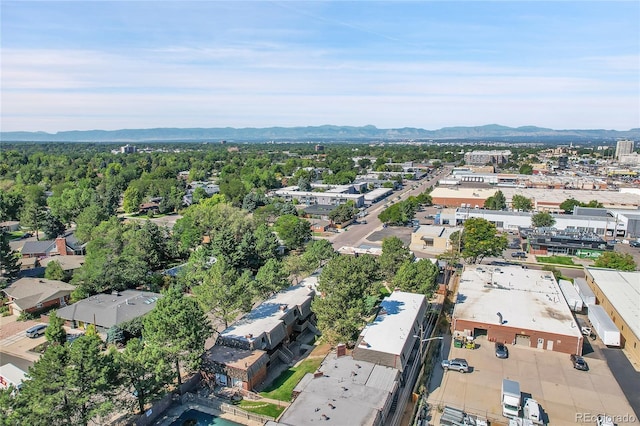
[{"xmin": 2, "ymin": 124, "xmax": 639, "ymax": 143}]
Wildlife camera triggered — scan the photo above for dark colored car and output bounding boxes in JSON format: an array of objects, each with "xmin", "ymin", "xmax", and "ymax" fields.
[
  {"xmin": 630, "ymin": 241, "xmax": 640, "ymax": 248},
  {"xmin": 511, "ymin": 251, "xmax": 527, "ymax": 258},
  {"xmin": 495, "ymin": 342, "xmax": 509, "ymax": 358},
  {"xmin": 570, "ymin": 354, "xmax": 589, "ymax": 371}
]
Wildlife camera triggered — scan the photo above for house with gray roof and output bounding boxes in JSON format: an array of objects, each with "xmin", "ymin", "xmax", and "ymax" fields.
[
  {"xmin": 20, "ymin": 235, "xmax": 85, "ymax": 258},
  {"xmin": 56, "ymin": 289, "xmax": 161, "ymax": 331},
  {"xmin": 3, "ymin": 277, "xmax": 75, "ymax": 315}
]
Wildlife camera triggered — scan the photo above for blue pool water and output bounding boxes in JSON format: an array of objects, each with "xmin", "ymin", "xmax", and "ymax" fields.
[{"xmin": 169, "ymin": 409, "xmax": 242, "ymax": 426}]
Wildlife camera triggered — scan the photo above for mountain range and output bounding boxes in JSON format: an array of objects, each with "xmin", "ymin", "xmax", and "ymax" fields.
[{"xmin": 2, "ymin": 124, "xmax": 639, "ymax": 143}]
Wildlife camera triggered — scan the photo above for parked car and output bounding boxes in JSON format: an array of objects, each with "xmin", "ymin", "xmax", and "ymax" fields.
[
  {"xmin": 630, "ymin": 241, "xmax": 640, "ymax": 248},
  {"xmin": 570, "ymin": 354, "xmax": 589, "ymax": 371},
  {"xmin": 25, "ymin": 324, "xmax": 47, "ymax": 338},
  {"xmin": 21, "ymin": 232, "xmax": 33, "ymax": 239},
  {"xmin": 511, "ymin": 251, "xmax": 527, "ymax": 259},
  {"xmin": 441, "ymin": 358, "xmax": 470, "ymax": 373},
  {"xmin": 495, "ymin": 342, "xmax": 509, "ymax": 358}
]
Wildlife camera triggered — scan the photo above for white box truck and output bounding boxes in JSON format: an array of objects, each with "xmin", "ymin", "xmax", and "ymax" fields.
[
  {"xmin": 574, "ymin": 278, "xmax": 596, "ymax": 306},
  {"xmin": 558, "ymin": 279, "xmax": 583, "ymax": 312},
  {"xmin": 588, "ymin": 304, "xmax": 620, "ymax": 347},
  {"xmin": 502, "ymin": 379, "xmax": 521, "ymax": 418}
]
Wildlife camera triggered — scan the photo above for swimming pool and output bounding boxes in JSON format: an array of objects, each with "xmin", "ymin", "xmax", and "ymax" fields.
[{"xmin": 169, "ymin": 409, "xmax": 243, "ymax": 426}]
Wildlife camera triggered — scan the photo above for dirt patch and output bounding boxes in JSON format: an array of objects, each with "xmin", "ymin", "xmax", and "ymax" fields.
[{"xmin": 309, "ymin": 343, "xmax": 332, "ymax": 359}]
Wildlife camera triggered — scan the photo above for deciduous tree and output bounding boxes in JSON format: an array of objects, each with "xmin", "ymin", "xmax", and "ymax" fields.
[
  {"xmin": 274, "ymin": 214, "xmax": 311, "ymax": 250},
  {"xmin": 531, "ymin": 211, "xmax": 556, "ymax": 228},
  {"xmin": 484, "ymin": 190, "xmax": 507, "ymax": 210},
  {"xmin": 593, "ymin": 252, "xmax": 636, "ymax": 271},
  {"xmin": 511, "ymin": 194, "xmax": 533, "ymax": 212},
  {"xmin": 461, "ymin": 218, "xmax": 508, "ymax": 264},
  {"xmin": 379, "ymin": 236, "xmax": 414, "ymax": 280},
  {"xmin": 392, "ymin": 259, "xmax": 439, "ymax": 296}
]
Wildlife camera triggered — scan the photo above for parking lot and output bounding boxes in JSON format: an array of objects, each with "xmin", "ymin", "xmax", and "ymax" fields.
[{"xmin": 427, "ymin": 335, "xmax": 635, "ymax": 426}]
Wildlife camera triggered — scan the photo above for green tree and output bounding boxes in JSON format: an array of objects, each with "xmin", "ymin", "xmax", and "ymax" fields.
[
  {"xmin": 274, "ymin": 214, "xmax": 311, "ymax": 250},
  {"xmin": 518, "ymin": 164, "xmax": 534, "ymax": 175},
  {"xmin": 143, "ymin": 286, "xmax": 212, "ymax": 389},
  {"xmin": 122, "ymin": 185, "xmax": 143, "ymax": 214},
  {"xmin": 0, "ymin": 230, "xmax": 20, "ymax": 285},
  {"xmin": 14, "ymin": 334, "xmax": 117, "ymax": 426},
  {"xmin": 44, "ymin": 260, "xmax": 66, "ymax": 281},
  {"xmin": 189, "ymin": 259, "xmax": 252, "ymax": 328},
  {"xmin": 392, "ymin": 259, "xmax": 439, "ymax": 296},
  {"xmin": 511, "ymin": 194, "xmax": 533, "ymax": 212},
  {"xmin": 379, "ymin": 236, "xmax": 414, "ymax": 280},
  {"xmin": 254, "ymin": 223, "xmax": 281, "ymax": 264},
  {"xmin": 312, "ymin": 255, "xmax": 380, "ymax": 344},
  {"xmin": 593, "ymin": 252, "xmax": 636, "ymax": 271},
  {"xmin": 329, "ymin": 201, "xmax": 358, "ymax": 224},
  {"xmin": 583, "ymin": 200, "xmax": 604, "ymax": 208},
  {"xmin": 559, "ymin": 198, "xmax": 582, "ymax": 214},
  {"xmin": 531, "ymin": 211, "xmax": 556, "ymax": 228},
  {"xmin": 45, "ymin": 310, "xmax": 67, "ymax": 346},
  {"xmin": 106, "ymin": 325, "xmax": 125, "ymax": 346},
  {"xmin": 42, "ymin": 212, "xmax": 66, "ymax": 240},
  {"xmin": 461, "ymin": 218, "xmax": 508, "ymax": 264},
  {"xmin": 19, "ymin": 185, "xmax": 46, "ymax": 240},
  {"xmin": 74, "ymin": 204, "xmax": 108, "ymax": 244},
  {"xmin": 484, "ymin": 190, "xmax": 507, "ymax": 210},
  {"xmin": 116, "ymin": 339, "xmax": 173, "ymax": 414},
  {"xmin": 254, "ymin": 258, "xmax": 290, "ymax": 299},
  {"xmin": 300, "ymin": 239, "xmax": 337, "ymax": 271}
]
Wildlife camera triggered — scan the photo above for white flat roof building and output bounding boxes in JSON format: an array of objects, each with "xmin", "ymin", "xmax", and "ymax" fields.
[
  {"xmin": 453, "ymin": 266, "xmax": 582, "ymax": 354},
  {"xmin": 352, "ymin": 291, "xmax": 427, "ymax": 371},
  {"xmin": 584, "ymin": 268, "xmax": 640, "ymax": 343},
  {"xmin": 0, "ymin": 363, "xmax": 26, "ymax": 390}
]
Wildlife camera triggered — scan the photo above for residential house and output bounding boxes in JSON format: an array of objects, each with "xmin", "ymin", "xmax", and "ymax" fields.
[
  {"xmin": 203, "ymin": 280, "xmax": 318, "ymax": 391},
  {"xmin": 3, "ymin": 277, "xmax": 75, "ymax": 315},
  {"xmin": 20, "ymin": 235, "xmax": 85, "ymax": 259},
  {"xmin": 56, "ymin": 289, "xmax": 162, "ymax": 332},
  {"xmin": 0, "ymin": 221, "xmax": 20, "ymax": 232}
]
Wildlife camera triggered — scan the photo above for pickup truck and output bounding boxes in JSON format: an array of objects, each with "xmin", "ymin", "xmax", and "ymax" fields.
[{"xmin": 441, "ymin": 358, "xmax": 470, "ymax": 373}]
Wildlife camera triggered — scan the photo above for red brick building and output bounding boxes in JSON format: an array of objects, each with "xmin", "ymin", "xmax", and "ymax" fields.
[{"xmin": 452, "ymin": 265, "xmax": 583, "ymax": 355}]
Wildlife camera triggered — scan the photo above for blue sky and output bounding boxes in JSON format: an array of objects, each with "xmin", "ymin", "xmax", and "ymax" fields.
[{"xmin": 2, "ymin": 1, "xmax": 638, "ymax": 132}]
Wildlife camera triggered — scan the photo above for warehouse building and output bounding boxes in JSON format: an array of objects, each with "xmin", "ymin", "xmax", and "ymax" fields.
[
  {"xmin": 452, "ymin": 265, "xmax": 583, "ymax": 354},
  {"xmin": 584, "ymin": 268, "xmax": 640, "ymax": 365}
]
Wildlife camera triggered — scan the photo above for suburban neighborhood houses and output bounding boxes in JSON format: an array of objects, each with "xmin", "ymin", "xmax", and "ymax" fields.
[{"xmin": 0, "ymin": 140, "xmax": 639, "ymax": 426}]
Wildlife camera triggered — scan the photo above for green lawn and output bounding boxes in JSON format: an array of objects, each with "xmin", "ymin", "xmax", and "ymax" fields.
[
  {"xmin": 259, "ymin": 357, "xmax": 323, "ymax": 401},
  {"xmin": 237, "ymin": 400, "xmax": 286, "ymax": 418},
  {"xmin": 536, "ymin": 256, "xmax": 576, "ymax": 266}
]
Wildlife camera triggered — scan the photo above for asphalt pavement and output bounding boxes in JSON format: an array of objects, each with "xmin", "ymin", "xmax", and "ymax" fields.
[
  {"xmin": 0, "ymin": 352, "xmax": 33, "ymax": 372},
  {"xmin": 602, "ymin": 348, "xmax": 640, "ymax": 418}
]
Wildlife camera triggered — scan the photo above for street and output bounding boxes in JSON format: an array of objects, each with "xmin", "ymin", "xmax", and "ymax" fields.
[
  {"xmin": 330, "ymin": 166, "xmax": 451, "ymax": 250},
  {"xmin": 0, "ymin": 352, "xmax": 33, "ymax": 372}
]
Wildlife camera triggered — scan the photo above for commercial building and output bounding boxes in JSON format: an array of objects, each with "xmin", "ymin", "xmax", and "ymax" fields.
[
  {"xmin": 273, "ymin": 186, "xmax": 365, "ymax": 207},
  {"xmin": 615, "ymin": 140, "xmax": 634, "ymax": 159},
  {"xmin": 583, "ymin": 268, "xmax": 640, "ymax": 365},
  {"xmin": 524, "ymin": 229, "xmax": 613, "ymax": 258},
  {"xmin": 410, "ymin": 226, "xmax": 460, "ymax": 255},
  {"xmin": 430, "ymin": 187, "xmax": 640, "ymax": 211},
  {"xmin": 463, "ymin": 150, "xmax": 511, "ymax": 165},
  {"xmin": 454, "ymin": 207, "xmax": 630, "ymax": 238},
  {"xmin": 452, "ymin": 265, "xmax": 583, "ymax": 354}
]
